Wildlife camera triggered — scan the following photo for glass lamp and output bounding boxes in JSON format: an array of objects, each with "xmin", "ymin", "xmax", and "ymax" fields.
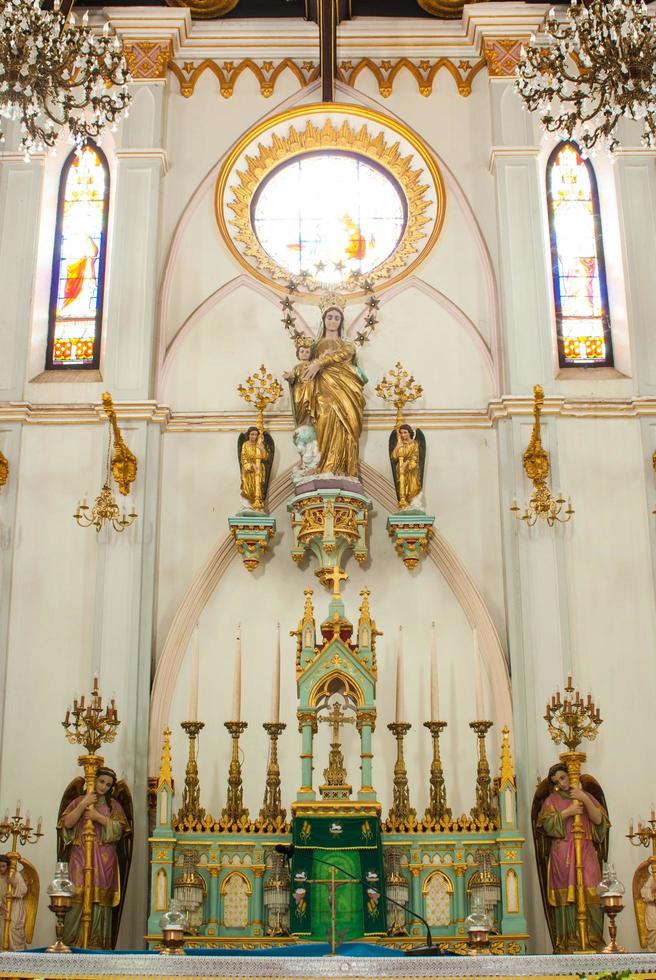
[
  {"xmin": 46, "ymin": 861, "xmax": 74, "ymax": 953},
  {"xmin": 159, "ymin": 901, "xmax": 187, "ymax": 956}
]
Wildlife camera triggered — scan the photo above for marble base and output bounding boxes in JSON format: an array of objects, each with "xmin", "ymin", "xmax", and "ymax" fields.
[{"xmin": 1, "ymin": 951, "xmax": 655, "ymax": 978}]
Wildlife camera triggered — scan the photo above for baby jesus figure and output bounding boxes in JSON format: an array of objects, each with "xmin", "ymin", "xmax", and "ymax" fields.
[{"xmin": 283, "ymin": 335, "xmax": 317, "ymax": 427}]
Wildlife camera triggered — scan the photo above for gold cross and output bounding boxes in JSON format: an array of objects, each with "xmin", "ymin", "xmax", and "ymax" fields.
[
  {"xmin": 322, "ymin": 564, "xmax": 348, "ymax": 597},
  {"xmin": 319, "ymin": 701, "xmax": 355, "ymax": 742}
]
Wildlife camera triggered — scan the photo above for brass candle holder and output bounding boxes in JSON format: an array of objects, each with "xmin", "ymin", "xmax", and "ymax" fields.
[
  {"xmin": 469, "ymin": 721, "xmax": 494, "ymax": 822},
  {"xmin": 544, "ymin": 675, "xmax": 603, "ymax": 953},
  {"xmin": 424, "ymin": 721, "xmax": 450, "ymax": 824},
  {"xmin": 61, "ymin": 678, "xmax": 120, "ymax": 949},
  {"xmin": 221, "ymin": 721, "xmax": 249, "ymax": 828},
  {"xmin": 387, "ymin": 722, "xmax": 415, "ymax": 827},
  {"xmin": 176, "ymin": 721, "xmax": 205, "ymax": 827},
  {"xmin": 258, "ymin": 722, "xmax": 287, "ymax": 829},
  {"xmin": 0, "ymin": 804, "xmax": 44, "ymax": 951}
]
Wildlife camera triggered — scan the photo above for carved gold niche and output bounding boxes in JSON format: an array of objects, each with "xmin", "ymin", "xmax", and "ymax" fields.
[{"xmin": 216, "ymin": 104, "xmax": 445, "ymax": 296}]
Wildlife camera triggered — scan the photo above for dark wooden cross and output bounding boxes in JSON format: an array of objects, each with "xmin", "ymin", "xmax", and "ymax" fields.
[{"xmin": 305, "ymin": 0, "xmax": 352, "ymax": 102}]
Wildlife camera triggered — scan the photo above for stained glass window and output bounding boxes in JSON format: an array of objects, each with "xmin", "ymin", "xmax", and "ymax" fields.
[
  {"xmin": 251, "ymin": 151, "xmax": 407, "ymax": 285},
  {"xmin": 47, "ymin": 144, "xmax": 110, "ymax": 369},
  {"xmin": 547, "ymin": 142, "xmax": 612, "ymax": 368}
]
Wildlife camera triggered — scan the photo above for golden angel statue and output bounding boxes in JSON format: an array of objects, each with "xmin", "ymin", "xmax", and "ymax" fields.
[
  {"xmin": 532, "ymin": 762, "xmax": 609, "ymax": 953},
  {"xmin": 390, "ymin": 424, "xmax": 426, "ymax": 510},
  {"xmin": 238, "ymin": 426, "xmax": 274, "ymax": 511},
  {"xmin": 286, "ymin": 305, "xmax": 366, "ymax": 479},
  {"xmin": 634, "ymin": 859, "xmax": 656, "ymax": 950},
  {"xmin": 0, "ymin": 853, "xmax": 39, "ymax": 950},
  {"xmin": 57, "ymin": 766, "xmax": 133, "ymax": 949}
]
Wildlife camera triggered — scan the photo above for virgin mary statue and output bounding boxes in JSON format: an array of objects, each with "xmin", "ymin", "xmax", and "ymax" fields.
[{"xmin": 295, "ymin": 305, "xmax": 366, "ymax": 478}]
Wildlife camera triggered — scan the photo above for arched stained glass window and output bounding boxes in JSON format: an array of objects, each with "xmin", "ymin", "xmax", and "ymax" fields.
[
  {"xmin": 547, "ymin": 142, "xmax": 613, "ymax": 368},
  {"xmin": 47, "ymin": 144, "xmax": 110, "ymax": 369}
]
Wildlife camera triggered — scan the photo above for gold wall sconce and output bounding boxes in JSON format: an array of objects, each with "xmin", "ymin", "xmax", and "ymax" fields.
[
  {"xmin": 511, "ymin": 385, "xmax": 574, "ymax": 527},
  {"xmin": 0, "ymin": 449, "xmax": 8, "ymax": 489},
  {"xmin": 74, "ymin": 393, "xmax": 137, "ymax": 533}
]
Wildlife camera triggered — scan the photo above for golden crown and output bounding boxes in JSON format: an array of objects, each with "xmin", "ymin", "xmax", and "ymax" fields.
[
  {"xmin": 294, "ymin": 333, "xmax": 314, "ymax": 350},
  {"xmin": 318, "ymin": 291, "xmax": 347, "ymax": 315}
]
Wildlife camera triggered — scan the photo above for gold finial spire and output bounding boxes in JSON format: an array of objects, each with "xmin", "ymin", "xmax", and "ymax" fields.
[
  {"xmin": 499, "ymin": 726, "xmax": 515, "ymax": 786},
  {"xmin": 302, "ymin": 588, "xmax": 315, "ymax": 625},
  {"xmin": 157, "ymin": 727, "xmax": 173, "ymax": 790}
]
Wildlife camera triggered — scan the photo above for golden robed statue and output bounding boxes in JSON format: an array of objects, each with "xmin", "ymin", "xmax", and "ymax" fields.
[
  {"xmin": 287, "ymin": 306, "xmax": 366, "ymax": 479},
  {"xmin": 238, "ymin": 426, "xmax": 272, "ymax": 511}
]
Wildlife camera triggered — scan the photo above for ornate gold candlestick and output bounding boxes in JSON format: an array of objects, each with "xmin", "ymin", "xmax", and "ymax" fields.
[
  {"xmin": 544, "ymin": 676, "xmax": 603, "ymax": 953},
  {"xmin": 424, "ymin": 721, "xmax": 450, "ymax": 824},
  {"xmin": 221, "ymin": 721, "xmax": 249, "ymax": 827},
  {"xmin": 469, "ymin": 721, "xmax": 494, "ymax": 822},
  {"xmin": 258, "ymin": 722, "xmax": 286, "ymax": 829},
  {"xmin": 387, "ymin": 722, "xmax": 415, "ymax": 826},
  {"xmin": 61, "ymin": 679, "xmax": 120, "ymax": 948},
  {"xmin": 176, "ymin": 721, "xmax": 205, "ymax": 827},
  {"xmin": 0, "ymin": 805, "xmax": 44, "ymax": 951}
]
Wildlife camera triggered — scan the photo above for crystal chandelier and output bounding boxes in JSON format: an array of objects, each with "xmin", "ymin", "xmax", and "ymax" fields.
[
  {"xmin": 516, "ymin": 0, "xmax": 656, "ymax": 154},
  {"xmin": 0, "ymin": 0, "xmax": 131, "ymax": 156}
]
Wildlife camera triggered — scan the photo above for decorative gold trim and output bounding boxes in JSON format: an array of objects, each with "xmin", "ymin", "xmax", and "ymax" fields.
[
  {"xmin": 422, "ymin": 868, "xmax": 454, "ymax": 895},
  {"xmin": 170, "ymin": 57, "xmax": 484, "ymax": 100},
  {"xmin": 157, "ymin": 727, "xmax": 173, "ymax": 791},
  {"xmin": 123, "ymin": 40, "xmax": 172, "ymax": 80},
  {"xmin": 483, "ymin": 38, "xmax": 527, "ymax": 78},
  {"xmin": 416, "ymin": 0, "xmax": 465, "ymax": 18},
  {"xmin": 215, "ymin": 103, "xmax": 445, "ymax": 297},
  {"xmin": 499, "ymin": 726, "xmax": 515, "ymax": 786},
  {"xmin": 0, "ymin": 449, "xmax": 8, "ymax": 488},
  {"xmin": 164, "ymin": 0, "xmax": 240, "ymax": 19}
]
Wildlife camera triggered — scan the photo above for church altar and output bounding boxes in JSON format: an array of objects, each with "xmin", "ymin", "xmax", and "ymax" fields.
[{"xmin": 1, "ymin": 950, "xmax": 656, "ymax": 979}]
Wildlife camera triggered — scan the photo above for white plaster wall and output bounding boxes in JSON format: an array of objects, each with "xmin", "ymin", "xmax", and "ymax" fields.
[{"xmin": 2, "ymin": 7, "xmax": 656, "ymax": 957}]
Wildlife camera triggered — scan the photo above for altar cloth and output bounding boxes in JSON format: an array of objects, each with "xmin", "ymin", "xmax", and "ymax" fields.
[{"xmin": 1, "ymin": 951, "xmax": 656, "ymax": 979}]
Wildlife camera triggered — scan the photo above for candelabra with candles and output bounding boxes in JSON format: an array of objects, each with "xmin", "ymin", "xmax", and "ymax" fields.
[
  {"xmin": 469, "ymin": 721, "xmax": 495, "ymax": 823},
  {"xmin": 74, "ymin": 393, "xmax": 137, "ymax": 534},
  {"xmin": 0, "ymin": 0, "xmax": 131, "ymax": 157},
  {"xmin": 61, "ymin": 677, "xmax": 120, "ymax": 948},
  {"xmin": 0, "ymin": 804, "xmax": 43, "ymax": 951},
  {"xmin": 511, "ymin": 385, "xmax": 573, "ymax": 528},
  {"xmin": 257, "ymin": 722, "xmax": 287, "ymax": 830},
  {"xmin": 424, "ymin": 721, "xmax": 450, "ymax": 825},
  {"xmin": 628, "ymin": 810, "xmax": 656, "ymax": 950},
  {"xmin": 175, "ymin": 721, "xmax": 205, "ymax": 828},
  {"xmin": 386, "ymin": 722, "xmax": 416, "ymax": 828},
  {"xmin": 221, "ymin": 722, "xmax": 249, "ymax": 828},
  {"xmin": 544, "ymin": 675, "xmax": 602, "ymax": 953}
]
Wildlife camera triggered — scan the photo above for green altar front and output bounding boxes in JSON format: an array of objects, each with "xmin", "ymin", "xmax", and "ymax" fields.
[{"xmin": 289, "ymin": 815, "xmax": 387, "ymax": 939}]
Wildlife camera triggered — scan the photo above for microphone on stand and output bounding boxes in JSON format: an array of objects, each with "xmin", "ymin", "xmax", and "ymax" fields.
[{"xmin": 273, "ymin": 842, "xmax": 453, "ymax": 956}]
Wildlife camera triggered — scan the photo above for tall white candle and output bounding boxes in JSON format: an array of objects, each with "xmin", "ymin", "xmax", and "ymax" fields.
[
  {"xmin": 473, "ymin": 628, "xmax": 484, "ymax": 720},
  {"xmin": 430, "ymin": 622, "xmax": 439, "ymax": 721},
  {"xmin": 271, "ymin": 623, "xmax": 281, "ymax": 723},
  {"xmin": 232, "ymin": 625, "xmax": 242, "ymax": 722},
  {"xmin": 395, "ymin": 627, "xmax": 405, "ymax": 723},
  {"xmin": 188, "ymin": 623, "xmax": 199, "ymax": 721}
]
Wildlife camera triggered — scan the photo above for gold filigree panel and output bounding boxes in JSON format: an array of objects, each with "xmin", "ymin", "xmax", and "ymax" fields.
[
  {"xmin": 123, "ymin": 40, "xmax": 173, "ymax": 80},
  {"xmin": 216, "ymin": 104, "xmax": 445, "ymax": 295},
  {"xmin": 483, "ymin": 39, "xmax": 526, "ymax": 78},
  {"xmin": 170, "ymin": 56, "xmax": 484, "ymax": 100}
]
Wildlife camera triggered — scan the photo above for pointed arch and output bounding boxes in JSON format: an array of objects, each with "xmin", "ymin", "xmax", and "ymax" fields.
[
  {"xmin": 546, "ymin": 141, "xmax": 612, "ymax": 368},
  {"xmin": 46, "ymin": 143, "xmax": 110, "ymax": 370},
  {"xmin": 148, "ymin": 462, "xmax": 512, "ymax": 774}
]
